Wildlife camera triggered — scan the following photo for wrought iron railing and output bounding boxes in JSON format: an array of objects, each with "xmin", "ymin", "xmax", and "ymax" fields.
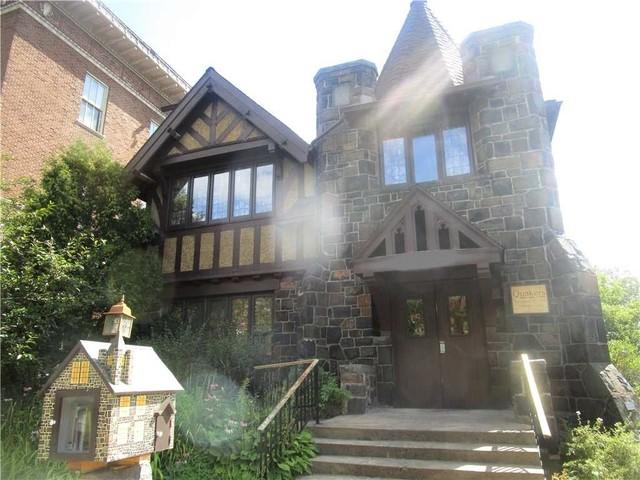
[{"xmin": 253, "ymin": 359, "xmax": 320, "ymax": 478}]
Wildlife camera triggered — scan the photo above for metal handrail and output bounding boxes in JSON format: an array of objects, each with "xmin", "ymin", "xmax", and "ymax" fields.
[
  {"xmin": 253, "ymin": 358, "xmax": 320, "ymax": 478},
  {"xmin": 257, "ymin": 359, "xmax": 319, "ymax": 432},
  {"xmin": 521, "ymin": 353, "xmax": 552, "ymax": 439}
]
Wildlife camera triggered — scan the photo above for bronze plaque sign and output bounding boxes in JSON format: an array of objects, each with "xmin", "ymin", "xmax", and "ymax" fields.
[{"xmin": 511, "ymin": 284, "xmax": 549, "ymax": 314}]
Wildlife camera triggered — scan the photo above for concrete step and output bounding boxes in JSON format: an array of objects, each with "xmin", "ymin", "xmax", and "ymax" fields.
[
  {"xmin": 309, "ymin": 425, "xmax": 537, "ymax": 446},
  {"xmin": 311, "ymin": 455, "xmax": 546, "ymax": 479},
  {"xmin": 314, "ymin": 437, "xmax": 541, "ymax": 466}
]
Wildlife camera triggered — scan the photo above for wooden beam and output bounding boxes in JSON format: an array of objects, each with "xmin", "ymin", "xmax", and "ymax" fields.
[
  {"xmin": 158, "ymin": 139, "xmax": 274, "ymax": 167},
  {"xmin": 353, "ymin": 248, "xmax": 502, "ymax": 275}
]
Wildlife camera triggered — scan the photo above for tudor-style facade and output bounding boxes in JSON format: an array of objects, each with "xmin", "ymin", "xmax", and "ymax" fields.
[{"xmin": 128, "ymin": 1, "xmax": 630, "ymax": 421}]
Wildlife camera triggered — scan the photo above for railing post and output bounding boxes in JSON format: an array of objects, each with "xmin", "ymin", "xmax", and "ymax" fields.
[{"xmin": 314, "ymin": 365, "xmax": 320, "ymax": 424}]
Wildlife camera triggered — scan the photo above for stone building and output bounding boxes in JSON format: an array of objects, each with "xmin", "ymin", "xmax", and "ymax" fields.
[
  {"xmin": 128, "ymin": 1, "xmax": 631, "ymax": 421},
  {"xmin": 37, "ymin": 298, "xmax": 181, "ymax": 473},
  {"xmin": 0, "ymin": 0, "xmax": 188, "ymax": 190}
]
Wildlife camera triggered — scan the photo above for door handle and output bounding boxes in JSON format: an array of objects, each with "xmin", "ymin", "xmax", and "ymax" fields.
[{"xmin": 439, "ymin": 341, "xmax": 445, "ymax": 354}]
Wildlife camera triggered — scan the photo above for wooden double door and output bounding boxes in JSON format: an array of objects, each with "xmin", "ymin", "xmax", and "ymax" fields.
[{"xmin": 392, "ymin": 278, "xmax": 490, "ymax": 408}]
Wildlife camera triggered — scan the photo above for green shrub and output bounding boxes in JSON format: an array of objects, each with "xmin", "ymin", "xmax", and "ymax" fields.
[
  {"xmin": 150, "ymin": 372, "xmax": 316, "ymax": 480},
  {"xmin": 1, "ymin": 400, "xmax": 79, "ymax": 480},
  {"xmin": 557, "ymin": 416, "xmax": 640, "ymax": 480},
  {"xmin": 318, "ymin": 368, "xmax": 351, "ymax": 419}
]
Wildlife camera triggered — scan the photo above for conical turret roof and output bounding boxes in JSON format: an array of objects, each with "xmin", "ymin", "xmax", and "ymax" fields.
[{"xmin": 376, "ymin": 1, "xmax": 463, "ymax": 100}]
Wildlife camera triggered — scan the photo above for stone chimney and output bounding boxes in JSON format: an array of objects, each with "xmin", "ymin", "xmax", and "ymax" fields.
[{"xmin": 313, "ymin": 59, "xmax": 377, "ymax": 137}]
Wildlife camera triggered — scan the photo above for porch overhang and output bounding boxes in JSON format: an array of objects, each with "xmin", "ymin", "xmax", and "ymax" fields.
[{"xmin": 353, "ymin": 247, "xmax": 502, "ymax": 277}]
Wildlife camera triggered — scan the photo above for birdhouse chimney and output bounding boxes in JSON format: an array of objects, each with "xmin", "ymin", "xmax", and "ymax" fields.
[{"xmin": 100, "ymin": 296, "xmax": 135, "ymax": 384}]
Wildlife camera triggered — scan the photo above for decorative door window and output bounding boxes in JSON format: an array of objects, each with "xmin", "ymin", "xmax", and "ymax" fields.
[
  {"xmin": 448, "ymin": 295, "xmax": 470, "ymax": 335},
  {"xmin": 406, "ymin": 298, "xmax": 426, "ymax": 337}
]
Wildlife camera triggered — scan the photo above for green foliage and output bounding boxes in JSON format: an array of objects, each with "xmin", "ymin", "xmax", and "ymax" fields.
[
  {"xmin": 598, "ymin": 271, "xmax": 640, "ymax": 393},
  {"xmin": 150, "ymin": 371, "xmax": 316, "ymax": 480},
  {"xmin": 1, "ymin": 141, "xmax": 161, "ymax": 396},
  {"xmin": 147, "ymin": 324, "xmax": 271, "ymax": 385},
  {"xmin": 318, "ymin": 368, "xmax": 351, "ymax": 419},
  {"xmin": 557, "ymin": 417, "xmax": 640, "ymax": 480},
  {"xmin": 0, "ymin": 400, "xmax": 79, "ymax": 480}
]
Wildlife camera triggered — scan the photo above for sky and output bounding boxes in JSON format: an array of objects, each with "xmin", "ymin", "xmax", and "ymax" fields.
[{"xmin": 107, "ymin": 0, "xmax": 640, "ymax": 276}]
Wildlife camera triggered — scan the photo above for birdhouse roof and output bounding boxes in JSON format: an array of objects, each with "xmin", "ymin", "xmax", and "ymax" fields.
[{"xmin": 41, "ymin": 340, "xmax": 183, "ymax": 394}]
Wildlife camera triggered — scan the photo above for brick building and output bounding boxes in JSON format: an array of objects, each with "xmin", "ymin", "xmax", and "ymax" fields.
[
  {"xmin": 126, "ymin": 0, "xmax": 634, "ymax": 425},
  {"xmin": 0, "ymin": 0, "xmax": 188, "ymax": 189}
]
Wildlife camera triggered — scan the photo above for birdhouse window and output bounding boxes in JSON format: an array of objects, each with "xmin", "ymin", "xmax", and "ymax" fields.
[
  {"xmin": 55, "ymin": 393, "xmax": 96, "ymax": 455},
  {"xmin": 135, "ymin": 395, "xmax": 147, "ymax": 415},
  {"xmin": 119, "ymin": 395, "xmax": 131, "ymax": 416},
  {"xmin": 70, "ymin": 360, "xmax": 90, "ymax": 385}
]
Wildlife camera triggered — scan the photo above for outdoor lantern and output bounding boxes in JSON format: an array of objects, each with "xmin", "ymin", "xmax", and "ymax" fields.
[{"xmin": 102, "ymin": 295, "xmax": 135, "ymax": 339}]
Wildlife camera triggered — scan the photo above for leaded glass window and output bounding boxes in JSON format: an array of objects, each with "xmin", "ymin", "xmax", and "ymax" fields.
[
  {"xmin": 169, "ymin": 178, "xmax": 189, "ymax": 226},
  {"xmin": 191, "ymin": 175, "xmax": 209, "ymax": 222},
  {"xmin": 382, "ymin": 138, "xmax": 407, "ymax": 185},
  {"xmin": 255, "ymin": 164, "xmax": 274, "ymax": 214},
  {"xmin": 211, "ymin": 172, "xmax": 230, "ymax": 220},
  {"xmin": 413, "ymin": 135, "xmax": 438, "ymax": 182},
  {"xmin": 443, "ymin": 127, "xmax": 471, "ymax": 176},
  {"xmin": 233, "ymin": 168, "xmax": 252, "ymax": 217}
]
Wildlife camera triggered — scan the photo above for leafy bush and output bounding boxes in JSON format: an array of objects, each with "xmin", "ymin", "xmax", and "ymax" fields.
[
  {"xmin": 598, "ymin": 271, "xmax": 640, "ymax": 393},
  {"xmin": 554, "ymin": 416, "xmax": 640, "ymax": 480},
  {"xmin": 151, "ymin": 372, "xmax": 316, "ymax": 480},
  {"xmin": 1, "ymin": 141, "xmax": 161, "ymax": 397},
  {"xmin": 1, "ymin": 400, "xmax": 79, "ymax": 480},
  {"xmin": 318, "ymin": 368, "xmax": 351, "ymax": 419}
]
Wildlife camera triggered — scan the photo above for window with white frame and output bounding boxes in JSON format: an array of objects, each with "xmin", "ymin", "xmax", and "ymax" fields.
[{"xmin": 78, "ymin": 74, "xmax": 108, "ymax": 133}]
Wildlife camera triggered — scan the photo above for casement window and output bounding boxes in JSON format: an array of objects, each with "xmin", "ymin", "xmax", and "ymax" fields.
[
  {"xmin": 149, "ymin": 120, "xmax": 159, "ymax": 137},
  {"xmin": 170, "ymin": 294, "xmax": 273, "ymax": 348},
  {"xmin": 381, "ymin": 124, "xmax": 472, "ymax": 186},
  {"xmin": 78, "ymin": 74, "xmax": 108, "ymax": 133},
  {"xmin": 168, "ymin": 162, "xmax": 274, "ymax": 227}
]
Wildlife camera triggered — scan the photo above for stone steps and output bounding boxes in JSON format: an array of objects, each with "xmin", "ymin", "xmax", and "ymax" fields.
[
  {"xmin": 302, "ymin": 409, "xmax": 544, "ymax": 480},
  {"xmin": 308, "ymin": 455, "xmax": 545, "ymax": 479},
  {"xmin": 313, "ymin": 437, "xmax": 541, "ymax": 466}
]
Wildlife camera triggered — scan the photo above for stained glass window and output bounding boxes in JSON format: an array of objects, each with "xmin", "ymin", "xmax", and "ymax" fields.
[
  {"xmin": 406, "ymin": 298, "xmax": 425, "ymax": 337},
  {"xmin": 70, "ymin": 360, "xmax": 89, "ymax": 385},
  {"xmin": 448, "ymin": 295, "xmax": 470, "ymax": 335},
  {"xmin": 443, "ymin": 127, "xmax": 471, "ymax": 176},
  {"xmin": 413, "ymin": 135, "xmax": 438, "ymax": 182},
  {"xmin": 383, "ymin": 138, "xmax": 407, "ymax": 185}
]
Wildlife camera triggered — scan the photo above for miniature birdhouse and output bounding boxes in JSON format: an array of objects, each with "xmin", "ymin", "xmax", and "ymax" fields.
[{"xmin": 37, "ymin": 297, "xmax": 182, "ymax": 474}]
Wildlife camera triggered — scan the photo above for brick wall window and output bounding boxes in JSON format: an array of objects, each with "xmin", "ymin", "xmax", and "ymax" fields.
[
  {"xmin": 169, "ymin": 294, "xmax": 273, "ymax": 350},
  {"xmin": 381, "ymin": 122, "xmax": 472, "ymax": 186},
  {"xmin": 78, "ymin": 73, "xmax": 108, "ymax": 133},
  {"xmin": 168, "ymin": 162, "xmax": 274, "ymax": 227}
]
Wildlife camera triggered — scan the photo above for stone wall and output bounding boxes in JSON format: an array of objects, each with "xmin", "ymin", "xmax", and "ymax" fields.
[{"xmin": 308, "ymin": 22, "xmax": 615, "ymax": 415}]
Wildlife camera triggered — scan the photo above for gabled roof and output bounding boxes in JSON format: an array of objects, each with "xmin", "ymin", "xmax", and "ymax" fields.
[
  {"xmin": 354, "ymin": 186, "xmax": 502, "ymax": 275},
  {"xmin": 127, "ymin": 68, "xmax": 309, "ymax": 175},
  {"xmin": 41, "ymin": 340, "xmax": 183, "ymax": 395},
  {"xmin": 376, "ymin": 1, "xmax": 463, "ymax": 100}
]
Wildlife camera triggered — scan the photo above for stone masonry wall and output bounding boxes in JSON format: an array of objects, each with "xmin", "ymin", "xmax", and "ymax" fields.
[{"xmin": 310, "ymin": 23, "xmax": 613, "ymax": 415}]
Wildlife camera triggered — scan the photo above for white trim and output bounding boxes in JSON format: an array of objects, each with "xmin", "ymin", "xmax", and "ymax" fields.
[
  {"xmin": 79, "ymin": 73, "xmax": 109, "ymax": 134},
  {"xmin": 1, "ymin": 2, "xmax": 165, "ymax": 117},
  {"xmin": 50, "ymin": 2, "xmax": 185, "ymax": 104}
]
